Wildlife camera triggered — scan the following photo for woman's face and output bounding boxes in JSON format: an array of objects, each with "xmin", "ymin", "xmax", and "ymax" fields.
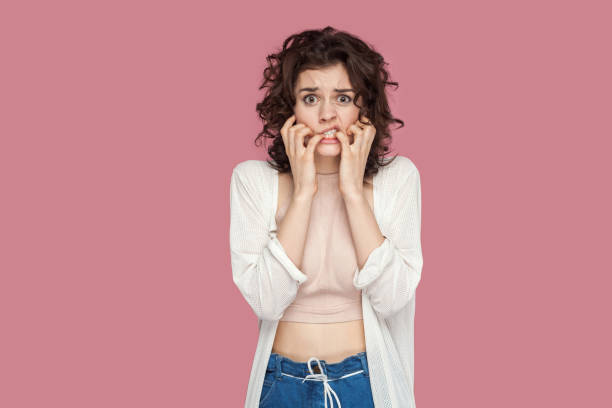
[{"xmin": 293, "ymin": 63, "xmax": 361, "ymax": 156}]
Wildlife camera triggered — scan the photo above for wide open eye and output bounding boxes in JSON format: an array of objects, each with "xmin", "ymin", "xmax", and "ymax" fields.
[
  {"xmin": 302, "ymin": 94, "xmax": 353, "ymax": 104},
  {"xmin": 338, "ymin": 95, "xmax": 352, "ymax": 103},
  {"xmin": 303, "ymin": 94, "xmax": 317, "ymax": 104}
]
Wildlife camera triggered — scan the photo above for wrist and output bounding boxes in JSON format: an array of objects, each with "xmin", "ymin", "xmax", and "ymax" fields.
[
  {"xmin": 341, "ymin": 190, "xmax": 366, "ymax": 203},
  {"xmin": 292, "ymin": 190, "xmax": 315, "ymax": 202}
]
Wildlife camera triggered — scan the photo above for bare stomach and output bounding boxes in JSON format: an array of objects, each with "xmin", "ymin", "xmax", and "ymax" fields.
[{"xmin": 271, "ymin": 319, "xmax": 366, "ymax": 364}]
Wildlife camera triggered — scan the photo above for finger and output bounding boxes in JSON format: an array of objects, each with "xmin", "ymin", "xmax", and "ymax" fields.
[
  {"xmin": 281, "ymin": 114, "xmax": 296, "ymax": 146},
  {"xmin": 305, "ymin": 134, "xmax": 324, "ymax": 157},
  {"xmin": 363, "ymin": 127, "xmax": 376, "ymax": 151},
  {"xmin": 295, "ymin": 126, "xmax": 313, "ymax": 152},
  {"xmin": 348, "ymin": 124, "xmax": 365, "ymax": 148},
  {"xmin": 288, "ymin": 123, "xmax": 305, "ymax": 158},
  {"xmin": 359, "ymin": 115, "xmax": 371, "ymax": 127},
  {"xmin": 281, "ymin": 114, "xmax": 297, "ymax": 134},
  {"xmin": 348, "ymin": 123, "xmax": 363, "ymax": 145},
  {"xmin": 334, "ymin": 129, "xmax": 351, "ymax": 151}
]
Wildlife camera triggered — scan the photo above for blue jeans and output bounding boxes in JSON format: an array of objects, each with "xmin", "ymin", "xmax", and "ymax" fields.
[{"xmin": 259, "ymin": 351, "xmax": 375, "ymax": 408}]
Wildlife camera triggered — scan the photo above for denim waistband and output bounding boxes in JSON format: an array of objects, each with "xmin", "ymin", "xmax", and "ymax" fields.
[{"xmin": 266, "ymin": 351, "xmax": 369, "ymax": 380}]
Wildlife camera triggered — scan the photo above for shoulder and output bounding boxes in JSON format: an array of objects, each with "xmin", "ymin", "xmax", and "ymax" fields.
[
  {"xmin": 377, "ymin": 156, "xmax": 422, "ymax": 217},
  {"xmin": 376, "ymin": 155, "xmax": 421, "ymax": 207},
  {"xmin": 232, "ymin": 159, "xmax": 267, "ymax": 176},
  {"xmin": 380, "ymin": 155, "xmax": 419, "ymax": 180},
  {"xmin": 232, "ymin": 159, "xmax": 276, "ymax": 179},
  {"xmin": 231, "ymin": 160, "xmax": 276, "ymax": 194}
]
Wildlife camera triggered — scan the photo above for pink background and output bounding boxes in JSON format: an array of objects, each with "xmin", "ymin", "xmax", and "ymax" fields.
[{"xmin": 1, "ymin": 0, "xmax": 610, "ymax": 406}]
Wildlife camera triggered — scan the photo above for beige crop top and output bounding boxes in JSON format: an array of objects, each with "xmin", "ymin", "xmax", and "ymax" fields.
[{"xmin": 275, "ymin": 171, "xmax": 363, "ymax": 323}]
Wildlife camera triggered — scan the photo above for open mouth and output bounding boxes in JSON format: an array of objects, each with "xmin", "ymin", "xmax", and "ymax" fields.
[
  {"xmin": 322, "ymin": 129, "xmax": 338, "ymax": 139},
  {"xmin": 304, "ymin": 128, "xmax": 350, "ymax": 145}
]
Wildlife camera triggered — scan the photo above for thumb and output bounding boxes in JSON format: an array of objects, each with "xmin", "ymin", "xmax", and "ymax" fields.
[{"xmin": 334, "ymin": 128, "xmax": 350, "ymax": 149}]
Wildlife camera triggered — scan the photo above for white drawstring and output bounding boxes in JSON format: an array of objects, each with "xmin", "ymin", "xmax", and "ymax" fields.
[{"xmin": 301, "ymin": 357, "xmax": 342, "ymax": 408}]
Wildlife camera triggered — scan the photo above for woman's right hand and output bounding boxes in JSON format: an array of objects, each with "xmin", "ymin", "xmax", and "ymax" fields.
[{"xmin": 280, "ymin": 114, "xmax": 324, "ymax": 199}]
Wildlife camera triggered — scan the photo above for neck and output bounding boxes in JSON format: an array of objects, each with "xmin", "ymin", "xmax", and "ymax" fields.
[{"xmin": 315, "ymin": 155, "xmax": 340, "ymax": 174}]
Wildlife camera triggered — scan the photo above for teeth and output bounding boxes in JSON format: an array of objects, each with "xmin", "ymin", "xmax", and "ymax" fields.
[{"xmin": 323, "ymin": 129, "xmax": 337, "ymax": 137}]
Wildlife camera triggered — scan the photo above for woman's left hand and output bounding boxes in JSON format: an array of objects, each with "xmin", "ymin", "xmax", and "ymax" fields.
[{"xmin": 335, "ymin": 115, "xmax": 376, "ymax": 198}]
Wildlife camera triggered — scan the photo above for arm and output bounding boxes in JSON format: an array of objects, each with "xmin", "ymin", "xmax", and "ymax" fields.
[
  {"xmin": 229, "ymin": 163, "xmax": 313, "ymax": 321},
  {"xmin": 345, "ymin": 162, "xmax": 423, "ymax": 319},
  {"xmin": 276, "ymin": 182, "xmax": 315, "ymax": 274}
]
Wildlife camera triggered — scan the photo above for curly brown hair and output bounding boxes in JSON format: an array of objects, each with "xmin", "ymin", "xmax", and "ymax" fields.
[{"xmin": 255, "ymin": 26, "xmax": 404, "ymax": 180}]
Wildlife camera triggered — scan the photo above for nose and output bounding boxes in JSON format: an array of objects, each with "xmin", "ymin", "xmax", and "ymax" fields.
[{"xmin": 319, "ymin": 99, "xmax": 337, "ymax": 122}]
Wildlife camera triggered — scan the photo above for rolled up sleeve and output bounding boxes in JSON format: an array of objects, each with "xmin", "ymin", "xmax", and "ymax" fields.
[
  {"xmin": 353, "ymin": 162, "xmax": 423, "ymax": 319},
  {"xmin": 229, "ymin": 163, "xmax": 307, "ymax": 321}
]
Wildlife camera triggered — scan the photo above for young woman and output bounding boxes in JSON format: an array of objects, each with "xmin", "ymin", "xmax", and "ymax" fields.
[{"xmin": 230, "ymin": 26, "xmax": 424, "ymax": 407}]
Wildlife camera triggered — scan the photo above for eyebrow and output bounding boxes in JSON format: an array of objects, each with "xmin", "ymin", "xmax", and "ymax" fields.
[{"xmin": 297, "ymin": 87, "xmax": 356, "ymax": 93}]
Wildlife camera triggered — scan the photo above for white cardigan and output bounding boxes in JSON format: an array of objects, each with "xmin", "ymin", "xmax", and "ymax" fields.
[{"xmin": 229, "ymin": 155, "xmax": 423, "ymax": 407}]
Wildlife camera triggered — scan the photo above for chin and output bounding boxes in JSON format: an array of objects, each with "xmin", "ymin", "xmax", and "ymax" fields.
[
  {"xmin": 318, "ymin": 151, "xmax": 341, "ymax": 156},
  {"xmin": 305, "ymin": 142, "xmax": 338, "ymax": 151}
]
